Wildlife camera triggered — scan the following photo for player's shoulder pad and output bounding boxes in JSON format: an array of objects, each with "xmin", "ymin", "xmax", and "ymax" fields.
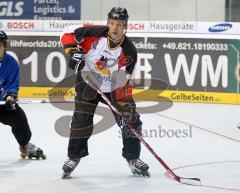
[
  {"xmin": 74, "ymin": 25, "xmax": 109, "ymax": 38},
  {"xmin": 5, "ymin": 53, "xmax": 19, "ymax": 67}
]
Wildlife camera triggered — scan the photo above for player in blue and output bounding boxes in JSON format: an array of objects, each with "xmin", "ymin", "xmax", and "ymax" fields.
[{"xmin": 0, "ymin": 31, "xmax": 46, "ymax": 160}]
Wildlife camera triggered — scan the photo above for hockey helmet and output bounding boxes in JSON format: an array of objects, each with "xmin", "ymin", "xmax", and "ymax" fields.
[
  {"xmin": 108, "ymin": 7, "xmax": 129, "ymax": 23},
  {"xmin": 0, "ymin": 31, "xmax": 8, "ymax": 47}
]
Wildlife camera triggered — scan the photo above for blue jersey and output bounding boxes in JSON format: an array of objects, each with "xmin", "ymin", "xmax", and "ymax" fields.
[{"xmin": 0, "ymin": 53, "xmax": 19, "ymax": 101}]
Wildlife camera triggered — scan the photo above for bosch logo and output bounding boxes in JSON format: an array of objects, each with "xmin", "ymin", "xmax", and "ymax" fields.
[
  {"xmin": 0, "ymin": 1, "xmax": 24, "ymax": 17},
  {"xmin": 208, "ymin": 23, "xmax": 232, "ymax": 32},
  {"xmin": 7, "ymin": 22, "xmax": 35, "ymax": 29},
  {"xmin": 127, "ymin": 23, "xmax": 145, "ymax": 30}
]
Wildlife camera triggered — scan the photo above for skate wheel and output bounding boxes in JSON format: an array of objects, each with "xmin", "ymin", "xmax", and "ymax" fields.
[
  {"xmin": 62, "ymin": 172, "xmax": 71, "ymax": 179},
  {"xmin": 41, "ymin": 154, "xmax": 47, "ymax": 160},
  {"xmin": 28, "ymin": 154, "xmax": 33, "ymax": 159},
  {"xmin": 143, "ymin": 171, "xmax": 151, "ymax": 177},
  {"xmin": 20, "ymin": 152, "xmax": 27, "ymax": 158},
  {"xmin": 132, "ymin": 169, "xmax": 151, "ymax": 177}
]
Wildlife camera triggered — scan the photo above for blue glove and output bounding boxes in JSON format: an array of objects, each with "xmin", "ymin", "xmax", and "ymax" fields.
[{"xmin": 69, "ymin": 47, "xmax": 85, "ymax": 73}]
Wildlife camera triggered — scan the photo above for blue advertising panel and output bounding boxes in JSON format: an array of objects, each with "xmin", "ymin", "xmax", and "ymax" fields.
[{"xmin": 0, "ymin": 0, "xmax": 81, "ymax": 20}]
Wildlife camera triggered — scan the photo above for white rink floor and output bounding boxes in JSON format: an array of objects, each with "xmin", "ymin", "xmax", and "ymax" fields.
[{"xmin": 0, "ymin": 100, "xmax": 240, "ymax": 193}]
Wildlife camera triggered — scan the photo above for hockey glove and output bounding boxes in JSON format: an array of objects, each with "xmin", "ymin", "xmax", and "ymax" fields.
[
  {"xmin": 4, "ymin": 93, "xmax": 18, "ymax": 111},
  {"xmin": 69, "ymin": 47, "xmax": 85, "ymax": 73},
  {"xmin": 118, "ymin": 102, "xmax": 136, "ymax": 127}
]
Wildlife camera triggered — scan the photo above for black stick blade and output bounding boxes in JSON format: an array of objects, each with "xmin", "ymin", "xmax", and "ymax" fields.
[{"xmin": 179, "ymin": 178, "xmax": 201, "ymax": 186}]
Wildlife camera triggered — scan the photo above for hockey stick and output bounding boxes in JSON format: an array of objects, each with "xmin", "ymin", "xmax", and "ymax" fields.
[
  {"xmin": 86, "ymin": 75, "xmax": 201, "ymax": 186},
  {"xmin": 0, "ymin": 99, "xmax": 74, "ymax": 105}
]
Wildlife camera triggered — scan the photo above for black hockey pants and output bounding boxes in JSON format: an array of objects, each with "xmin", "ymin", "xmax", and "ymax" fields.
[
  {"xmin": 0, "ymin": 105, "xmax": 32, "ymax": 147},
  {"xmin": 68, "ymin": 75, "xmax": 142, "ymax": 161}
]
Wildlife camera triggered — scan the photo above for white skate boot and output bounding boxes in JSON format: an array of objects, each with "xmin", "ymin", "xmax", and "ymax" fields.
[
  {"xmin": 128, "ymin": 159, "xmax": 150, "ymax": 177},
  {"xmin": 20, "ymin": 142, "xmax": 46, "ymax": 160},
  {"xmin": 62, "ymin": 158, "xmax": 80, "ymax": 179}
]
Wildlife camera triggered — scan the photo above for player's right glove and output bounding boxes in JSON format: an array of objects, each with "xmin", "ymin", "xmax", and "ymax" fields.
[
  {"xmin": 118, "ymin": 102, "xmax": 137, "ymax": 127},
  {"xmin": 69, "ymin": 47, "xmax": 85, "ymax": 73},
  {"xmin": 4, "ymin": 93, "xmax": 18, "ymax": 111}
]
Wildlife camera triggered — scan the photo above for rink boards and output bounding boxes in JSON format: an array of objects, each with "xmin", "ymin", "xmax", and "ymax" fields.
[{"xmin": 5, "ymin": 32, "xmax": 240, "ymax": 105}]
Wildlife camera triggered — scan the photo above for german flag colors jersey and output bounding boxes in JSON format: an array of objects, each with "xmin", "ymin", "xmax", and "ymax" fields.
[{"xmin": 61, "ymin": 25, "xmax": 137, "ymax": 97}]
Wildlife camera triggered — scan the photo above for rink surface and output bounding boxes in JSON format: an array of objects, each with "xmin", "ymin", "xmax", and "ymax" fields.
[{"xmin": 0, "ymin": 100, "xmax": 240, "ymax": 193}]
